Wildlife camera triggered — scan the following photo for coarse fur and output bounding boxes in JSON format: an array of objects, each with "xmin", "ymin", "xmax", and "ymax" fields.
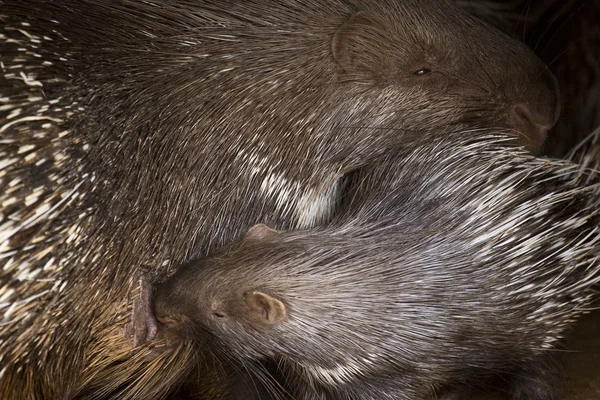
[
  {"xmin": 1, "ymin": 1, "xmax": 560, "ymax": 399},
  {"xmin": 155, "ymin": 130, "xmax": 600, "ymax": 400}
]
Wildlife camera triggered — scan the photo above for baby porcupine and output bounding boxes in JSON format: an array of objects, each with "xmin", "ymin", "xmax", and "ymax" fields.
[{"xmin": 155, "ymin": 130, "xmax": 600, "ymax": 400}]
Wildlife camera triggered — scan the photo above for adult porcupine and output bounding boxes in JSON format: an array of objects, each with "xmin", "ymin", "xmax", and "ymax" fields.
[
  {"xmin": 0, "ymin": 1, "xmax": 559, "ymax": 399},
  {"xmin": 154, "ymin": 130, "xmax": 600, "ymax": 400}
]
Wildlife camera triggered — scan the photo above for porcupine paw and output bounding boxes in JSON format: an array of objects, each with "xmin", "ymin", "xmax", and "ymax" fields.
[{"xmin": 126, "ymin": 269, "xmax": 159, "ymax": 347}]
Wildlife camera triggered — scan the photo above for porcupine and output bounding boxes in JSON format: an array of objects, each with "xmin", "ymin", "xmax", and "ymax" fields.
[
  {"xmin": 0, "ymin": 1, "xmax": 561, "ymax": 399},
  {"xmin": 153, "ymin": 130, "xmax": 600, "ymax": 400}
]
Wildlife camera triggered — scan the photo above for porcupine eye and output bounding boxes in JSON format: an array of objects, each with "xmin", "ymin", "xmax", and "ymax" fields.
[
  {"xmin": 212, "ymin": 312, "xmax": 226, "ymax": 319},
  {"xmin": 413, "ymin": 68, "xmax": 431, "ymax": 76}
]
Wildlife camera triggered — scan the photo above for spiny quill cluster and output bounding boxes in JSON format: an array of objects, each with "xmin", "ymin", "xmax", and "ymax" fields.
[
  {"xmin": 0, "ymin": 11, "xmax": 196, "ymax": 400},
  {"xmin": 154, "ymin": 132, "xmax": 600, "ymax": 400},
  {"xmin": 0, "ymin": 10, "xmax": 91, "ymax": 380}
]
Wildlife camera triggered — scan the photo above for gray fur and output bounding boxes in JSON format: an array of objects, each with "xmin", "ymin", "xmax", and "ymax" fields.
[{"xmin": 156, "ymin": 131, "xmax": 600, "ymax": 400}]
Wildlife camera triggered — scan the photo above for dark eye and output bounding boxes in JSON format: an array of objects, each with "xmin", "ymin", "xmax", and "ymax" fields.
[
  {"xmin": 413, "ymin": 68, "xmax": 431, "ymax": 76},
  {"xmin": 212, "ymin": 312, "xmax": 226, "ymax": 319}
]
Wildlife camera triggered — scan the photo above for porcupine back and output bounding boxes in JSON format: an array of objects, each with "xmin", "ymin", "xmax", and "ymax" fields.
[
  {"xmin": 0, "ymin": 6, "xmax": 195, "ymax": 400},
  {"xmin": 0, "ymin": 10, "xmax": 94, "ymax": 398}
]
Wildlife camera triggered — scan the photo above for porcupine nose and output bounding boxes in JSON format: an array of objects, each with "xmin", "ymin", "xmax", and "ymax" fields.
[{"xmin": 508, "ymin": 68, "xmax": 561, "ymax": 153}]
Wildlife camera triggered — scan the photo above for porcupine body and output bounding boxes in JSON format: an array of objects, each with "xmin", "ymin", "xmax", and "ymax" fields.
[{"xmin": 0, "ymin": 1, "xmax": 561, "ymax": 399}]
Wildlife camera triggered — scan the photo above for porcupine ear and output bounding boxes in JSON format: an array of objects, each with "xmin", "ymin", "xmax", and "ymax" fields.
[
  {"xmin": 331, "ymin": 11, "xmax": 393, "ymax": 79},
  {"xmin": 244, "ymin": 291, "xmax": 287, "ymax": 325},
  {"xmin": 243, "ymin": 224, "xmax": 280, "ymax": 241}
]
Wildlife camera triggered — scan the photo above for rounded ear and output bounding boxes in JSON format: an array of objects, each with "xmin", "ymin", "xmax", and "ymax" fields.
[
  {"xmin": 243, "ymin": 224, "xmax": 279, "ymax": 241},
  {"xmin": 331, "ymin": 11, "xmax": 392, "ymax": 78},
  {"xmin": 244, "ymin": 291, "xmax": 287, "ymax": 325}
]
